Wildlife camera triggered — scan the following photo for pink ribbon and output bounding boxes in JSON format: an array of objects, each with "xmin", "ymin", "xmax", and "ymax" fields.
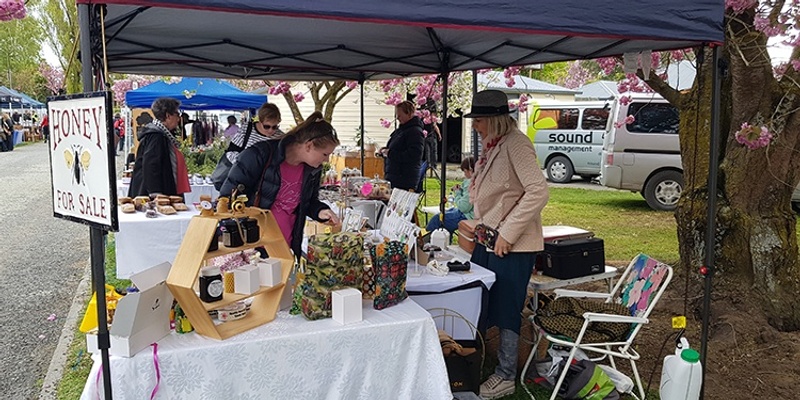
[
  {"xmin": 150, "ymin": 343, "xmax": 161, "ymax": 400},
  {"xmin": 94, "ymin": 343, "xmax": 161, "ymax": 400}
]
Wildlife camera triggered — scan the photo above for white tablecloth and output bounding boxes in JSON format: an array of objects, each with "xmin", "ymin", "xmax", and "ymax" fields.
[
  {"xmin": 115, "ymin": 207, "xmax": 199, "ymax": 279},
  {"xmin": 117, "ymin": 180, "xmax": 219, "ymax": 205},
  {"xmin": 407, "ymin": 254, "xmax": 496, "ymax": 340},
  {"xmin": 80, "ymin": 299, "xmax": 452, "ymax": 400}
]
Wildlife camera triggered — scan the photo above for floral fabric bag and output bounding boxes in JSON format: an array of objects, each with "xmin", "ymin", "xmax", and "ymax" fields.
[
  {"xmin": 291, "ymin": 232, "xmax": 363, "ymax": 320},
  {"xmin": 368, "ymin": 240, "xmax": 409, "ymax": 310}
]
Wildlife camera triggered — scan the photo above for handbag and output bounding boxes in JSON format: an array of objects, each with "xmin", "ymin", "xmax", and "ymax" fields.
[
  {"xmin": 456, "ymin": 219, "xmax": 477, "ymax": 254},
  {"xmin": 211, "ymin": 120, "xmax": 253, "ymax": 190},
  {"xmin": 474, "ymin": 194, "xmax": 523, "ymax": 250}
]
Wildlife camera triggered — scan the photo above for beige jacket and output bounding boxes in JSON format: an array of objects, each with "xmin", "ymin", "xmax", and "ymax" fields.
[{"xmin": 471, "ymin": 130, "xmax": 549, "ymax": 252}]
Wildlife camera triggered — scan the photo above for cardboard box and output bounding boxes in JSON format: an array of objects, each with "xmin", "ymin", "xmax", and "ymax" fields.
[
  {"xmin": 234, "ymin": 265, "xmax": 260, "ymax": 294},
  {"xmin": 332, "ymin": 288, "xmax": 362, "ymax": 325},
  {"xmin": 258, "ymin": 259, "xmax": 283, "ymax": 287},
  {"xmin": 109, "ymin": 262, "xmax": 173, "ymax": 357}
]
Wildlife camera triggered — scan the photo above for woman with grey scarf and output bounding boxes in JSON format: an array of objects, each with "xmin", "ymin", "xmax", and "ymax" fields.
[{"xmin": 128, "ymin": 97, "xmax": 190, "ymax": 198}]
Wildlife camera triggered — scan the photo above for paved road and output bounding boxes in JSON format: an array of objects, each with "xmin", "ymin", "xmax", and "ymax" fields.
[{"xmin": 0, "ymin": 142, "xmax": 89, "ymax": 399}]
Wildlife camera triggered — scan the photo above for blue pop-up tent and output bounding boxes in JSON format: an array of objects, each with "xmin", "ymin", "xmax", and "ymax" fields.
[
  {"xmin": 124, "ymin": 77, "xmax": 267, "ymax": 110},
  {"xmin": 1, "ymin": 86, "xmax": 45, "ymax": 109}
]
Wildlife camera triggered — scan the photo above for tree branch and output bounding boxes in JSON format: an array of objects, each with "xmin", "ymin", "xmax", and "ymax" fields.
[{"xmin": 640, "ymin": 69, "xmax": 682, "ymax": 106}]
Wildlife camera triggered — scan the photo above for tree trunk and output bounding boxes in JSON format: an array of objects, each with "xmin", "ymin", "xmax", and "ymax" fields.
[{"xmin": 664, "ymin": 30, "xmax": 800, "ymax": 330}]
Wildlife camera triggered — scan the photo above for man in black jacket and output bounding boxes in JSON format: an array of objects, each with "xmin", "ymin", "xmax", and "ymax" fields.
[{"xmin": 380, "ymin": 101, "xmax": 425, "ymax": 191}]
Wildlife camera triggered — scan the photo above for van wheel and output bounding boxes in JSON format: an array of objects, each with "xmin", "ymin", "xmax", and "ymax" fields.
[
  {"xmin": 546, "ymin": 156, "xmax": 574, "ymax": 183},
  {"xmin": 644, "ymin": 171, "xmax": 683, "ymax": 211}
]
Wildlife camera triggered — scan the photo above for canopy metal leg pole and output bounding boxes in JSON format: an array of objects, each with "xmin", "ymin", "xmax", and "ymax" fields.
[
  {"xmin": 80, "ymin": 4, "xmax": 113, "ymax": 399},
  {"xmin": 439, "ymin": 68, "xmax": 449, "ymax": 217},
  {"xmin": 359, "ymin": 74, "xmax": 365, "ymax": 174},
  {"xmin": 700, "ymin": 43, "xmax": 722, "ymax": 399},
  {"xmin": 471, "ymin": 71, "xmax": 479, "ymax": 160}
]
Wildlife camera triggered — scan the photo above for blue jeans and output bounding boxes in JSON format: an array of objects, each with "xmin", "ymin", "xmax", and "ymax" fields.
[{"xmin": 426, "ymin": 208, "xmax": 465, "ymax": 233}]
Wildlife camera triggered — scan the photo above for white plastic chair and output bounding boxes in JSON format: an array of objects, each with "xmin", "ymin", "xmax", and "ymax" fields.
[{"xmin": 521, "ymin": 253, "xmax": 674, "ymax": 400}]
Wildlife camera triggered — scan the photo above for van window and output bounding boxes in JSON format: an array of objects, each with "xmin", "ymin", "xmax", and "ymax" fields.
[
  {"xmin": 538, "ymin": 108, "xmax": 579, "ymax": 130},
  {"xmin": 582, "ymin": 108, "xmax": 609, "ymax": 130},
  {"xmin": 626, "ymin": 103, "xmax": 679, "ymax": 134}
]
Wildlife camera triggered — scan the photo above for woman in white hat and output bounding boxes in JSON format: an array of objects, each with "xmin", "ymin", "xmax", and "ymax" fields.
[{"xmin": 466, "ymin": 89, "xmax": 549, "ymax": 399}]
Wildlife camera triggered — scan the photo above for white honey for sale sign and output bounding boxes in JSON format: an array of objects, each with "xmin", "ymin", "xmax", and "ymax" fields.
[{"xmin": 48, "ymin": 91, "xmax": 118, "ymax": 231}]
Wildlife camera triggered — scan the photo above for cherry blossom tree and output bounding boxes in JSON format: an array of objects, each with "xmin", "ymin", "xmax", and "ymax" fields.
[
  {"xmin": 596, "ymin": 0, "xmax": 800, "ymax": 330},
  {"xmin": 39, "ymin": 63, "xmax": 65, "ymax": 95}
]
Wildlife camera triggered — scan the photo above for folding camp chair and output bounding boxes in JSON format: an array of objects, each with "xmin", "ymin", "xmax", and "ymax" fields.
[{"xmin": 521, "ymin": 253, "xmax": 674, "ymax": 400}]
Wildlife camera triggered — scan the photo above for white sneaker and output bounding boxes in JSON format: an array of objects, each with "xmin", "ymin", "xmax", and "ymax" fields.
[{"xmin": 479, "ymin": 374, "xmax": 515, "ymax": 399}]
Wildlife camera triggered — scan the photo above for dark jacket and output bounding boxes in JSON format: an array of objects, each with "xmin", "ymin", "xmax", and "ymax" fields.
[
  {"xmin": 220, "ymin": 139, "xmax": 330, "ymax": 256},
  {"xmin": 384, "ymin": 115, "xmax": 425, "ymax": 190},
  {"xmin": 128, "ymin": 124, "xmax": 177, "ymax": 197}
]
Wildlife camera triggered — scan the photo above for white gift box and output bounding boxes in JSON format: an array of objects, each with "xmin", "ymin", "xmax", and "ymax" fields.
[
  {"xmin": 110, "ymin": 262, "xmax": 173, "ymax": 357},
  {"xmin": 234, "ymin": 265, "xmax": 260, "ymax": 295},
  {"xmin": 258, "ymin": 258, "xmax": 282, "ymax": 287},
  {"xmin": 332, "ymin": 288, "xmax": 362, "ymax": 325}
]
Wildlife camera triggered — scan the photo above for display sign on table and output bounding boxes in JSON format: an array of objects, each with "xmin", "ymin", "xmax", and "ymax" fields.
[{"xmin": 48, "ymin": 91, "xmax": 118, "ymax": 231}]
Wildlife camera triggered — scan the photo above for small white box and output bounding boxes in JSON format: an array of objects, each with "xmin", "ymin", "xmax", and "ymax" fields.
[
  {"xmin": 86, "ymin": 332, "xmax": 99, "ymax": 354},
  {"xmin": 259, "ymin": 259, "xmax": 283, "ymax": 287},
  {"xmin": 234, "ymin": 265, "xmax": 260, "ymax": 294},
  {"xmin": 332, "ymin": 288, "xmax": 362, "ymax": 325},
  {"xmin": 110, "ymin": 262, "xmax": 173, "ymax": 357}
]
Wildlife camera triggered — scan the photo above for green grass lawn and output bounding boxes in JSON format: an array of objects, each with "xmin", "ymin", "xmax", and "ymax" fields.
[{"xmin": 422, "ymin": 178, "xmax": 679, "ymax": 265}]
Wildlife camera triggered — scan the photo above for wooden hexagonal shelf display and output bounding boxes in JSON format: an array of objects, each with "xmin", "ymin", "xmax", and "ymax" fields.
[{"xmin": 166, "ymin": 207, "xmax": 293, "ymax": 340}]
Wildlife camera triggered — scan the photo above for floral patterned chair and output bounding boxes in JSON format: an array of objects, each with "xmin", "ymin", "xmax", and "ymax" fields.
[{"xmin": 521, "ymin": 253, "xmax": 674, "ymax": 400}]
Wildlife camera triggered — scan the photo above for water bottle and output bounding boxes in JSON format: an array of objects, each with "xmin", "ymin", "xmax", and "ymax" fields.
[{"xmin": 660, "ymin": 337, "xmax": 702, "ymax": 400}]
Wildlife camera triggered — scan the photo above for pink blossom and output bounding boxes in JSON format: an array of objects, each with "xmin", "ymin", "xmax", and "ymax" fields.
[
  {"xmin": 47, "ymin": 313, "xmax": 57, "ymax": 321},
  {"xmin": 0, "ymin": 0, "xmax": 26, "ymax": 21},
  {"xmin": 379, "ymin": 118, "xmax": 392, "ymax": 128},
  {"xmin": 560, "ymin": 61, "xmax": 591, "ymax": 89},
  {"xmin": 39, "ymin": 64, "xmax": 65, "ymax": 95},
  {"xmin": 670, "ymin": 50, "xmax": 686, "ymax": 62},
  {"xmin": 619, "ymin": 95, "xmax": 632, "ymax": 106},
  {"xmin": 518, "ymin": 94, "xmax": 529, "ymax": 110},
  {"xmin": 345, "ymin": 81, "xmax": 358, "ymax": 90},
  {"xmin": 596, "ymin": 57, "xmax": 618, "ymax": 75},
  {"xmin": 614, "ymin": 115, "xmax": 636, "ymax": 128},
  {"xmin": 725, "ymin": 0, "xmax": 757, "ymax": 14},
  {"xmin": 293, "ymin": 92, "xmax": 305, "ymax": 102},
  {"xmin": 792, "ymin": 60, "xmax": 800, "ymax": 72},
  {"xmin": 754, "ymin": 16, "xmax": 784, "ymax": 37},
  {"xmin": 477, "ymin": 68, "xmax": 493, "ymax": 75},
  {"xmin": 650, "ymin": 52, "xmax": 661, "ymax": 69},
  {"xmin": 735, "ymin": 122, "xmax": 773, "ymax": 149},
  {"xmin": 268, "ymin": 81, "xmax": 291, "ymax": 95},
  {"xmin": 384, "ymin": 92, "xmax": 402, "ymax": 106}
]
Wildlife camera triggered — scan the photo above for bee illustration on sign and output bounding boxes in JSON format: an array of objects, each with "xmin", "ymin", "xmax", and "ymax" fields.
[{"xmin": 63, "ymin": 144, "xmax": 91, "ymax": 186}]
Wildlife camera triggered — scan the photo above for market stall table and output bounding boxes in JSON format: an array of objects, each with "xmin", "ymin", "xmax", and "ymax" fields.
[
  {"xmin": 117, "ymin": 180, "xmax": 219, "ymax": 205},
  {"xmin": 407, "ymin": 253, "xmax": 495, "ymax": 340},
  {"xmin": 115, "ymin": 206, "xmax": 199, "ymax": 279},
  {"xmin": 80, "ymin": 299, "xmax": 452, "ymax": 400}
]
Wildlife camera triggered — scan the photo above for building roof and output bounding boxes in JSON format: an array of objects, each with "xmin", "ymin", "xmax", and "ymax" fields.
[{"xmin": 479, "ymin": 71, "xmax": 579, "ymax": 95}]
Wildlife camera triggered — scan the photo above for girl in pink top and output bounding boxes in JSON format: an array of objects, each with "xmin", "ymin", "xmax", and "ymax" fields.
[{"xmin": 220, "ymin": 111, "xmax": 340, "ymax": 256}]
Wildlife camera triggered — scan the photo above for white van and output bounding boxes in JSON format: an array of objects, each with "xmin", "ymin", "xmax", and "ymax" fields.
[
  {"xmin": 526, "ymin": 101, "xmax": 614, "ymax": 183},
  {"xmin": 602, "ymin": 95, "xmax": 800, "ymax": 211},
  {"xmin": 600, "ymin": 94, "xmax": 683, "ymax": 210}
]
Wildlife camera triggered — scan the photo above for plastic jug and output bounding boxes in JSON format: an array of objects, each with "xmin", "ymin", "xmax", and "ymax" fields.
[
  {"xmin": 660, "ymin": 337, "xmax": 702, "ymax": 400},
  {"xmin": 431, "ymin": 228, "xmax": 450, "ymax": 250}
]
